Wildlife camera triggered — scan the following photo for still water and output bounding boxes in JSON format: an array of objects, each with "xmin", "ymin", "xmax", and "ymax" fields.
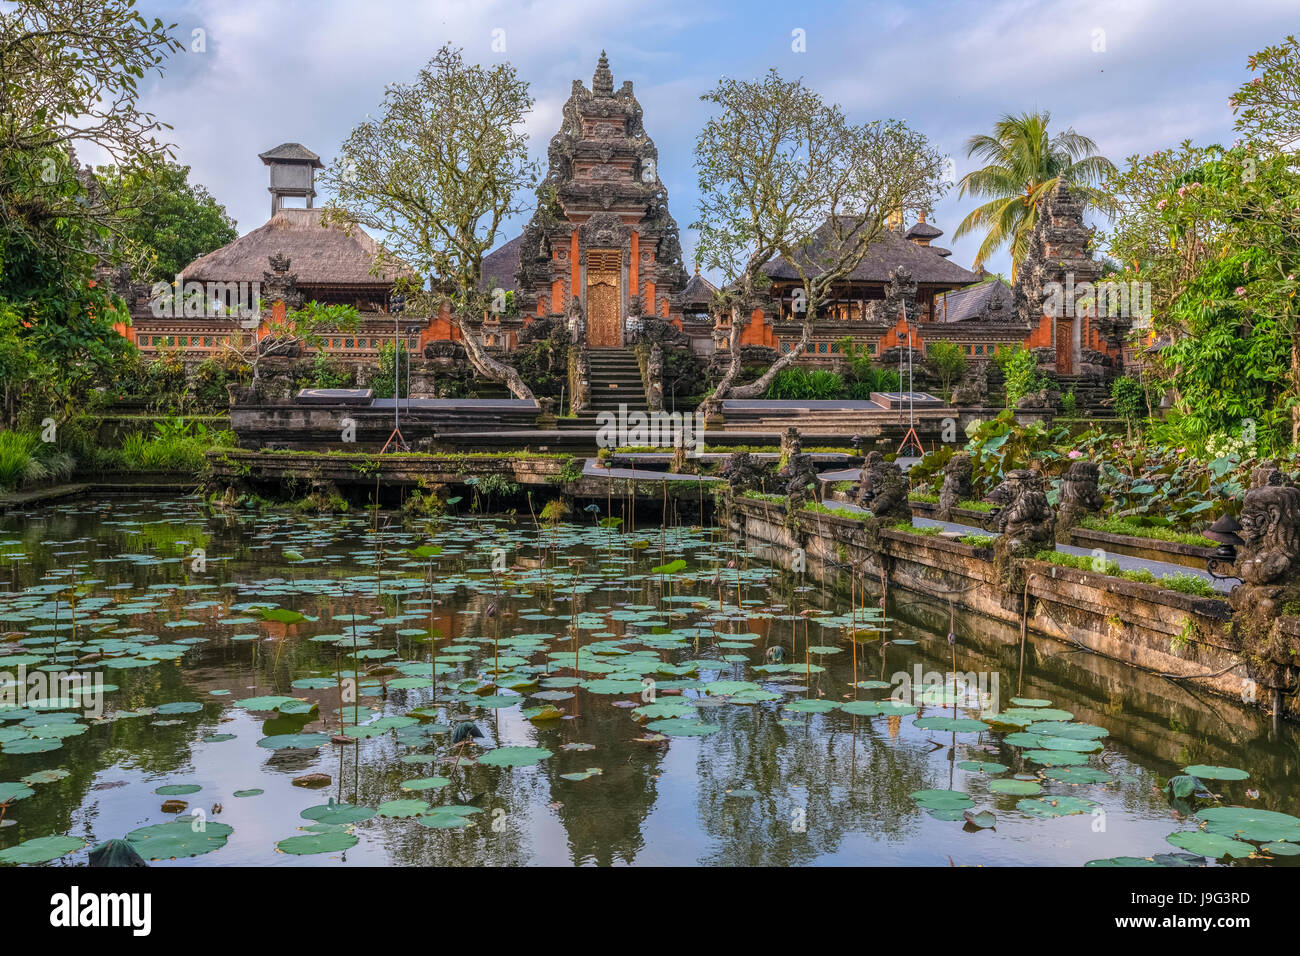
[{"xmin": 0, "ymin": 495, "xmax": 1295, "ymax": 866}]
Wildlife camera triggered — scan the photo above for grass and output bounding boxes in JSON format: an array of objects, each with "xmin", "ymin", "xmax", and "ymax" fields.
[
  {"xmin": 959, "ymin": 533, "xmax": 996, "ymax": 547},
  {"xmin": 1034, "ymin": 550, "xmax": 1121, "ymax": 575},
  {"xmin": 1117, "ymin": 569, "xmax": 1218, "ymax": 596},
  {"xmin": 908, "ymin": 491, "xmax": 939, "ymax": 503},
  {"xmin": 0, "ymin": 430, "xmax": 76, "ymax": 491},
  {"xmin": 1077, "ymin": 516, "xmax": 1216, "ymax": 549},
  {"xmin": 889, "ymin": 521, "xmax": 942, "ymax": 535},
  {"xmin": 958, "ymin": 499, "xmax": 994, "ymax": 513},
  {"xmin": 1034, "ymin": 550, "xmax": 1219, "ymax": 597},
  {"xmin": 741, "ymin": 491, "xmax": 784, "ymax": 503}
]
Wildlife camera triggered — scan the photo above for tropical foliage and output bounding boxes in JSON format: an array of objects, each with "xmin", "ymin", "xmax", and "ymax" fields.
[{"xmin": 954, "ymin": 111, "xmax": 1115, "ymax": 271}]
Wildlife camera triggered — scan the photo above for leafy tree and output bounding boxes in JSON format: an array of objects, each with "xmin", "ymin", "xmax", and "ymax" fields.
[
  {"xmin": 954, "ymin": 111, "xmax": 1116, "ymax": 273},
  {"xmin": 1231, "ymin": 34, "xmax": 1300, "ymax": 151},
  {"xmin": 1102, "ymin": 140, "xmax": 1220, "ymax": 322},
  {"xmin": 999, "ymin": 345, "xmax": 1043, "ymax": 408},
  {"xmin": 0, "ymin": 0, "xmax": 183, "ymax": 282},
  {"xmin": 322, "ymin": 44, "xmax": 539, "ymax": 400},
  {"xmin": 1136, "ymin": 37, "xmax": 1300, "ymax": 450},
  {"xmin": 98, "ymin": 160, "xmax": 237, "ymax": 281},
  {"xmin": 925, "ymin": 339, "xmax": 966, "ymax": 398},
  {"xmin": 208, "ymin": 299, "xmax": 360, "ymax": 388},
  {"xmin": 692, "ymin": 70, "xmax": 946, "ymax": 403}
]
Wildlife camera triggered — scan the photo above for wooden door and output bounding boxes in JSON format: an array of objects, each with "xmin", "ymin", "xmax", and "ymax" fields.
[{"xmin": 586, "ymin": 249, "xmax": 622, "ymax": 347}]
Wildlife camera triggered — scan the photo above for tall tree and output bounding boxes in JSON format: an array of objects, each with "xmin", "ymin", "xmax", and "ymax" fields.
[
  {"xmin": 0, "ymin": 0, "xmax": 183, "ymax": 284},
  {"xmin": 321, "ymin": 44, "xmax": 539, "ymax": 400},
  {"xmin": 693, "ymin": 70, "xmax": 945, "ymax": 403},
  {"xmin": 954, "ymin": 111, "xmax": 1115, "ymax": 274},
  {"xmin": 98, "ymin": 160, "xmax": 238, "ymax": 281}
]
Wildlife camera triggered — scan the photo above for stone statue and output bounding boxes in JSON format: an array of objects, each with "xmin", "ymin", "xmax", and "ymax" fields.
[
  {"xmin": 1228, "ymin": 485, "xmax": 1300, "ymax": 689},
  {"xmin": 646, "ymin": 344, "xmax": 664, "ymax": 412},
  {"xmin": 780, "ymin": 426, "xmax": 802, "ymax": 462},
  {"xmin": 993, "ymin": 469, "xmax": 1055, "ymax": 557},
  {"xmin": 937, "ymin": 453, "xmax": 972, "ymax": 521},
  {"xmin": 779, "ymin": 452, "xmax": 821, "ymax": 509},
  {"xmin": 565, "ymin": 294, "xmax": 585, "ymax": 344},
  {"xmin": 1250, "ymin": 462, "xmax": 1287, "ymax": 490},
  {"xmin": 1234, "ymin": 485, "xmax": 1300, "ymax": 588},
  {"xmin": 1055, "ymin": 460, "xmax": 1104, "ymax": 534},
  {"xmin": 720, "ymin": 452, "xmax": 767, "ymax": 496},
  {"xmin": 853, "ymin": 451, "xmax": 910, "ymax": 520}
]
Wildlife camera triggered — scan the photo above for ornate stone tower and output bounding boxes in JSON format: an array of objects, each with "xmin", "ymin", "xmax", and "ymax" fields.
[
  {"xmin": 514, "ymin": 52, "xmax": 689, "ymax": 348},
  {"xmin": 1012, "ymin": 181, "xmax": 1126, "ymax": 377}
]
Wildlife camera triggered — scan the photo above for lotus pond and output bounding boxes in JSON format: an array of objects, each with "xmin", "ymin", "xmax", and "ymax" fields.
[{"xmin": 0, "ymin": 495, "xmax": 1296, "ymax": 867}]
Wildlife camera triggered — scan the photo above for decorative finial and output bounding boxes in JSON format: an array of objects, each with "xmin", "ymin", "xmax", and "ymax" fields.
[{"xmin": 593, "ymin": 50, "xmax": 614, "ymax": 96}]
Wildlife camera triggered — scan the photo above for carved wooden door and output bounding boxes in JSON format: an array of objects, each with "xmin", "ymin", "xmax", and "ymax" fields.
[
  {"xmin": 1055, "ymin": 317, "xmax": 1074, "ymax": 375},
  {"xmin": 586, "ymin": 249, "xmax": 622, "ymax": 348}
]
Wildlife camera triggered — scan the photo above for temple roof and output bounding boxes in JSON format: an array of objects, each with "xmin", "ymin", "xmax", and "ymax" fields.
[
  {"xmin": 180, "ymin": 208, "xmax": 404, "ymax": 286},
  {"xmin": 258, "ymin": 143, "xmax": 323, "ymax": 167},
  {"xmin": 932, "ymin": 277, "xmax": 1013, "ymax": 322},
  {"xmin": 679, "ymin": 269, "xmax": 719, "ymax": 308},
  {"xmin": 905, "ymin": 220, "xmax": 943, "ymax": 240},
  {"xmin": 762, "ymin": 218, "xmax": 980, "ymax": 286},
  {"xmin": 480, "ymin": 234, "xmax": 523, "ymax": 293}
]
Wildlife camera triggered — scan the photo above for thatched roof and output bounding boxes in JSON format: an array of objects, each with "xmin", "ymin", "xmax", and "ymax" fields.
[
  {"xmin": 679, "ymin": 270, "xmax": 719, "ymax": 308},
  {"xmin": 181, "ymin": 208, "xmax": 406, "ymax": 287},
  {"xmin": 933, "ymin": 277, "xmax": 1013, "ymax": 322},
  {"xmin": 762, "ymin": 218, "xmax": 978, "ymax": 286},
  {"xmin": 259, "ymin": 143, "xmax": 323, "ymax": 167}
]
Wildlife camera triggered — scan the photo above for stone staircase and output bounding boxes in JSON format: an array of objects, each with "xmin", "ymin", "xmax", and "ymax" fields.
[{"xmin": 560, "ymin": 348, "xmax": 647, "ymax": 430}]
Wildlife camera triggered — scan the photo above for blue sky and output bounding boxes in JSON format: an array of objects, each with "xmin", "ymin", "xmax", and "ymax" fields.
[{"xmin": 124, "ymin": 0, "xmax": 1297, "ymax": 280}]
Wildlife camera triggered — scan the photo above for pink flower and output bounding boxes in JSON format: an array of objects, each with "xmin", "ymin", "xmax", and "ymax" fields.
[
  {"xmin": 1177, "ymin": 186, "xmax": 1187, "ymax": 197},
  {"xmin": 1252, "ymin": 77, "xmax": 1262, "ymax": 85},
  {"xmin": 1068, "ymin": 449, "xmax": 1083, "ymax": 459},
  {"xmin": 1156, "ymin": 199, "xmax": 1167, "ymax": 210},
  {"xmin": 1235, "ymin": 287, "xmax": 1247, "ymax": 296}
]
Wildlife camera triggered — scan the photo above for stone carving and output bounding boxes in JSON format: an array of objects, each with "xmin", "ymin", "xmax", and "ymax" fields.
[
  {"xmin": 646, "ymin": 344, "xmax": 664, "ymax": 412},
  {"xmin": 565, "ymin": 294, "xmax": 586, "ymax": 344},
  {"xmin": 1234, "ymin": 486, "xmax": 1300, "ymax": 588},
  {"xmin": 1250, "ymin": 462, "xmax": 1287, "ymax": 489},
  {"xmin": 720, "ymin": 451, "xmax": 767, "ymax": 495},
  {"xmin": 779, "ymin": 453, "xmax": 821, "ymax": 509},
  {"xmin": 780, "ymin": 426, "xmax": 802, "ymax": 461},
  {"xmin": 1055, "ymin": 461, "xmax": 1104, "ymax": 533},
  {"xmin": 262, "ymin": 253, "xmax": 303, "ymax": 311},
  {"xmin": 992, "ymin": 469, "xmax": 1055, "ymax": 557},
  {"xmin": 951, "ymin": 363, "xmax": 990, "ymax": 406},
  {"xmin": 1228, "ymin": 485, "xmax": 1300, "ymax": 688},
  {"xmin": 853, "ymin": 451, "xmax": 910, "ymax": 520},
  {"xmin": 937, "ymin": 453, "xmax": 972, "ymax": 521}
]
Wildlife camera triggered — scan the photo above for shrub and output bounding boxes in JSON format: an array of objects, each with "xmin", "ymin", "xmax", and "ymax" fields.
[
  {"xmin": 0, "ymin": 431, "xmax": 75, "ymax": 490},
  {"xmin": 765, "ymin": 367, "xmax": 845, "ymax": 400}
]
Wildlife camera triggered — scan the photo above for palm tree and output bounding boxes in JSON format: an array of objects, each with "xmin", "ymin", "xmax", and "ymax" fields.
[{"xmin": 954, "ymin": 111, "xmax": 1116, "ymax": 276}]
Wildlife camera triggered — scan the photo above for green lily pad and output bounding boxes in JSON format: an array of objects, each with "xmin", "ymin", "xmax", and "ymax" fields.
[
  {"xmin": 1166, "ymin": 829, "xmax": 1255, "ymax": 859},
  {"xmin": 644, "ymin": 719, "xmax": 721, "ymax": 737},
  {"xmin": 277, "ymin": 831, "xmax": 358, "ymax": 855},
  {"xmin": 1182, "ymin": 764, "xmax": 1249, "ymax": 781},
  {"xmin": 0, "ymin": 834, "xmax": 86, "ymax": 864},
  {"xmin": 1017, "ymin": 796, "xmax": 1099, "ymax": 818},
  {"xmin": 126, "ymin": 821, "xmax": 234, "ymax": 860},
  {"xmin": 476, "ymin": 746, "xmax": 553, "ymax": 767},
  {"xmin": 301, "ymin": 802, "xmax": 375, "ymax": 825}
]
